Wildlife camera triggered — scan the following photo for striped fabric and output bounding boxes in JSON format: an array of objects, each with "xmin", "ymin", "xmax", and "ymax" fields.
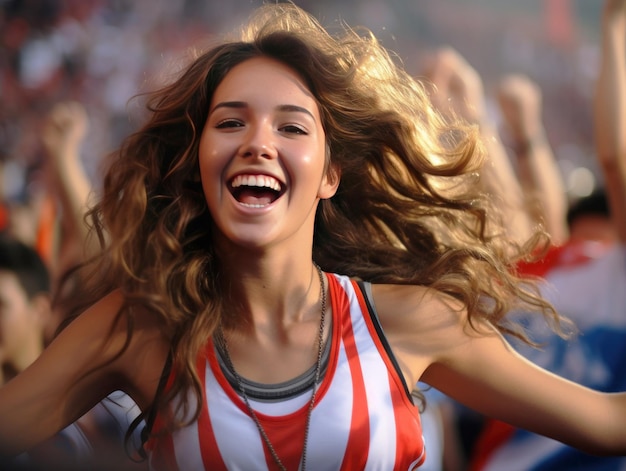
[{"xmin": 147, "ymin": 272, "xmax": 426, "ymax": 470}]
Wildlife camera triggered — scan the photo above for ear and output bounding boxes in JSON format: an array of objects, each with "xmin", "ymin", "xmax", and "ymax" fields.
[{"xmin": 319, "ymin": 163, "xmax": 341, "ymax": 200}]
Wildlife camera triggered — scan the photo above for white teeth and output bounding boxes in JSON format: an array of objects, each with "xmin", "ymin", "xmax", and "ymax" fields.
[{"xmin": 231, "ymin": 174, "xmax": 281, "ymax": 191}]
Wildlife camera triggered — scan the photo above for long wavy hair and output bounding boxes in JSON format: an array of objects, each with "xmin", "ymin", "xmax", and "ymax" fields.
[{"xmin": 66, "ymin": 1, "xmax": 563, "ymax": 452}]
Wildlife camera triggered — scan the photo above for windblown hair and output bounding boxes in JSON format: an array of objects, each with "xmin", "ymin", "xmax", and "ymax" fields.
[{"xmin": 69, "ymin": 1, "xmax": 561, "ymax": 451}]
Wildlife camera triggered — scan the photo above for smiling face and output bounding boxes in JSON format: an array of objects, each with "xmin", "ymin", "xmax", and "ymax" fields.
[{"xmin": 199, "ymin": 56, "xmax": 338, "ymax": 252}]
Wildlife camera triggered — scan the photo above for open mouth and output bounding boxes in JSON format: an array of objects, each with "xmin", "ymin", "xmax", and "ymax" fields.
[{"xmin": 229, "ymin": 174, "xmax": 285, "ymax": 207}]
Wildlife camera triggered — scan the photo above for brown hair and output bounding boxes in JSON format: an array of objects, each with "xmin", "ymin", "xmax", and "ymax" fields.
[{"xmin": 67, "ymin": 1, "xmax": 560, "ymax": 450}]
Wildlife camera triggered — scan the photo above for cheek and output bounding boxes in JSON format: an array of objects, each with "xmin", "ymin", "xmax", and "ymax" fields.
[
  {"xmin": 299, "ymin": 149, "xmax": 327, "ymax": 183},
  {"xmin": 299, "ymin": 152, "xmax": 314, "ymax": 165},
  {"xmin": 198, "ymin": 144, "xmax": 226, "ymax": 191},
  {"xmin": 198, "ymin": 150, "xmax": 229, "ymax": 217},
  {"xmin": 198, "ymin": 149, "xmax": 219, "ymax": 182},
  {"xmin": 291, "ymin": 139, "xmax": 325, "ymax": 170},
  {"xmin": 198, "ymin": 131, "xmax": 233, "ymax": 180}
]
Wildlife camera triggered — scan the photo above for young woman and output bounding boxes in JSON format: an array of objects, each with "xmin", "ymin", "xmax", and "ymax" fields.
[{"xmin": 0, "ymin": 3, "xmax": 624, "ymax": 470}]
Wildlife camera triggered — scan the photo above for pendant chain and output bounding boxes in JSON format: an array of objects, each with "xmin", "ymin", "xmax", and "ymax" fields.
[{"xmin": 217, "ymin": 263, "xmax": 327, "ymax": 471}]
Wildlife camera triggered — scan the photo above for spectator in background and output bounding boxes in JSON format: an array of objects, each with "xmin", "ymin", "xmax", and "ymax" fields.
[
  {"xmin": 421, "ymin": 45, "xmax": 535, "ymax": 248},
  {"xmin": 39, "ymin": 100, "xmax": 100, "ymax": 342},
  {"xmin": 0, "ymin": 233, "xmax": 50, "ymax": 385},
  {"xmin": 468, "ymin": 1, "xmax": 626, "ymax": 469},
  {"xmin": 0, "ymin": 232, "xmax": 93, "ymax": 469},
  {"xmin": 496, "ymin": 73, "xmax": 569, "ymax": 246},
  {"xmin": 469, "ymin": 188, "xmax": 626, "ymax": 471}
]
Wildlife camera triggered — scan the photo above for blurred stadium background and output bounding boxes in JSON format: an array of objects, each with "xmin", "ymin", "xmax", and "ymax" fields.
[{"xmin": 0, "ymin": 0, "xmax": 607, "ymax": 201}]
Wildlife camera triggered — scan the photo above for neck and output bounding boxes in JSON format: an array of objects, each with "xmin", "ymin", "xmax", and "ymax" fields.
[
  {"xmin": 220, "ymin": 257, "xmax": 322, "ymax": 332},
  {"xmin": 216, "ymin": 263, "xmax": 326, "ymax": 471}
]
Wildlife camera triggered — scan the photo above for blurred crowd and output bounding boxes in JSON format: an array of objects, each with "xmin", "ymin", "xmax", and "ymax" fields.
[
  {"xmin": 1, "ymin": 0, "xmax": 227, "ymax": 192},
  {"xmin": 0, "ymin": 0, "xmax": 610, "ymax": 201}
]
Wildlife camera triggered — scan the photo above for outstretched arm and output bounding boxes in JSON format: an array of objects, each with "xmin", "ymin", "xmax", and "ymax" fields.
[
  {"xmin": 374, "ymin": 283, "xmax": 626, "ymax": 456},
  {"xmin": 0, "ymin": 291, "xmax": 167, "ymax": 458},
  {"xmin": 594, "ymin": 0, "xmax": 626, "ymax": 242}
]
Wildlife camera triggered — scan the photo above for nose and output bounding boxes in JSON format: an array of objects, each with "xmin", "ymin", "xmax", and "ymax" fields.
[{"xmin": 239, "ymin": 121, "xmax": 277, "ymax": 160}]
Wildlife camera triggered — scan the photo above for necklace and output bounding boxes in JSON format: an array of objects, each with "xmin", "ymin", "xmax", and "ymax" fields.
[{"xmin": 217, "ymin": 263, "xmax": 327, "ymax": 471}]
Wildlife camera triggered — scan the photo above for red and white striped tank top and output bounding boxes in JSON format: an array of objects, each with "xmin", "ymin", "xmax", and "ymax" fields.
[{"xmin": 146, "ymin": 272, "xmax": 426, "ymax": 470}]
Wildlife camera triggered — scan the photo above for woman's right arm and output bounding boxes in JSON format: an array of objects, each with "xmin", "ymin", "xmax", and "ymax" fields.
[{"xmin": 0, "ymin": 290, "xmax": 168, "ymax": 458}]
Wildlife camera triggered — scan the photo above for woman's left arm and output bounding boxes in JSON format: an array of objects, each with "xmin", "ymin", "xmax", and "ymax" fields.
[
  {"xmin": 424, "ymin": 329, "xmax": 626, "ymax": 456},
  {"xmin": 374, "ymin": 283, "xmax": 626, "ymax": 456}
]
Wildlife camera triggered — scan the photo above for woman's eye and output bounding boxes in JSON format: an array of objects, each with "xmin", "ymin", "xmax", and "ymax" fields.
[
  {"xmin": 215, "ymin": 119, "xmax": 243, "ymax": 129},
  {"xmin": 281, "ymin": 124, "xmax": 307, "ymax": 135}
]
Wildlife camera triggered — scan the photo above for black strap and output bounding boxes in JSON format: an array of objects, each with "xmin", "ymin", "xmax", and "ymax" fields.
[
  {"xmin": 140, "ymin": 350, "xmax": 173, "ymax": 445},
  {"xmin": 356, "ymin": 280, "xmax": 413, "ymax": 399}
]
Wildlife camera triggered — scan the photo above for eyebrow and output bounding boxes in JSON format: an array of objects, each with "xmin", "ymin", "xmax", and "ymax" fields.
[{"xmin": 210, "ymin": 101, "xmax": 315, "ymax": 120}]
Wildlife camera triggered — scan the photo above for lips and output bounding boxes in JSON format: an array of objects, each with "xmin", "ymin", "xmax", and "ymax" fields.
[{"xmin": 228, "ymin": 174, "xmax": 285, "ymax": 207}]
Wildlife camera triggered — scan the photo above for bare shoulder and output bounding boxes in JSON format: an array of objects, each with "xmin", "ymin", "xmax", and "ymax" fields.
[
  {"xmin": 369, "ymin": 283, "xmax": 491, "ymax": 385},
  {"xmin": 0, "ymin": 290, "xmax": 169, "ymax": 453},
  {"xmin": 58, "ymin": 289, "xmax": 170, "ymax": 409},
  {"xmin": 371, "ymin": 283, "xmax": 468, "ymax": 340},
  {"xmin": 25, "ymin": 289, "xmax": 169, "ymax": 413}
]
